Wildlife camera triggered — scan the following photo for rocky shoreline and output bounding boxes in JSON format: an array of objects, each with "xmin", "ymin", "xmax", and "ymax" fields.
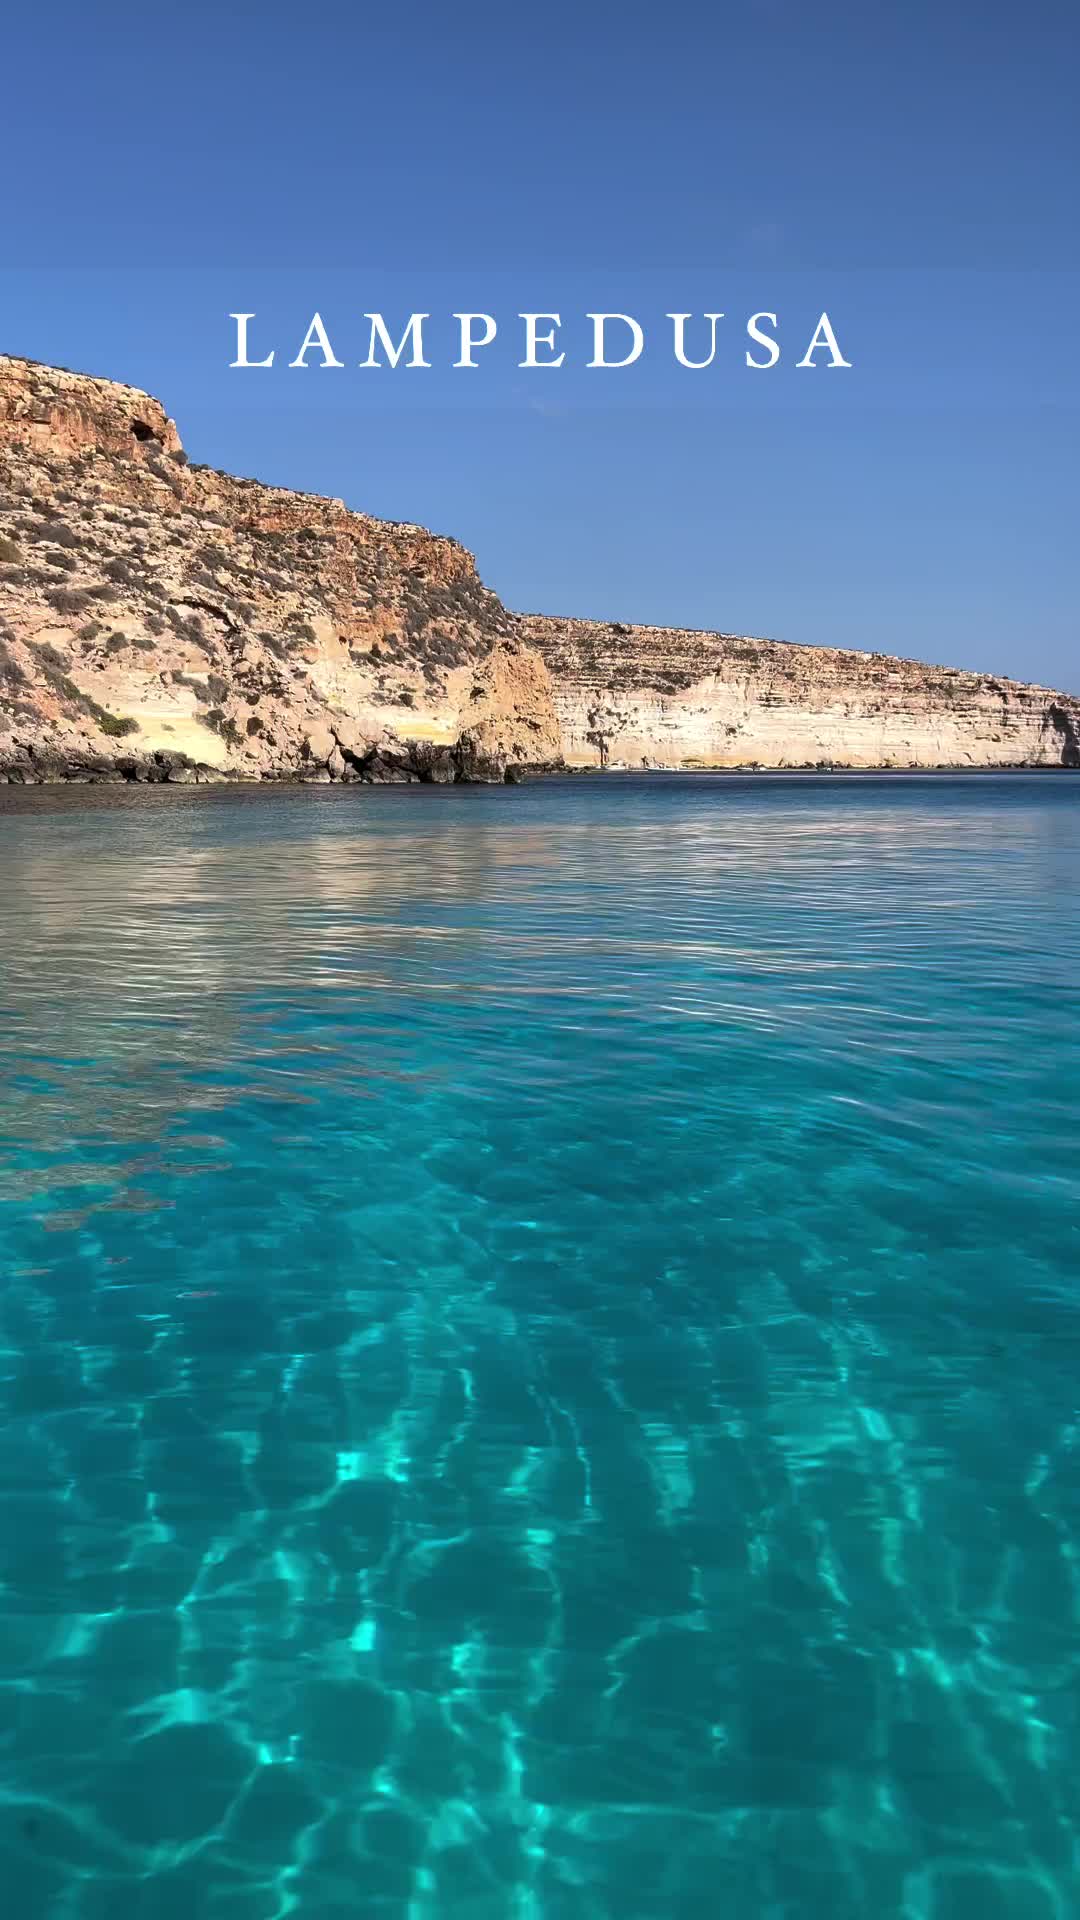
[
  {"xmin": 5, "ymin": 754, "xmax": 1072, "ymax": 791},
  {"xmin": 0, "ymin": 729, "xmax": 539, "ymax": 788},
  {"xmin": 3, "ymin": 353, "xmax": 1078, "ymax": 784}
]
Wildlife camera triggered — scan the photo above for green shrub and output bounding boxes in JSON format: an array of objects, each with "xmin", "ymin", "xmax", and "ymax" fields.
[
  {"xmin": 36, "ymin": 642, "xmax": 74, "ymax": 672},
  {"xmin": 48, "ymin": 523, "xmax": 83, "ymax": 549},
  {"xmin": 173, "ymin": 672, "xmax": 210, "ymax": 703},
  {"xmin": 98, "ymin": 712, "xmax": 139, "ymax": 737},
  {"xmin": 0, "ymin": 640, "xmax": 28, "ymax": 689},
  {"xmin": 205, "ymin": 708, "xmax": 242, "ymax": 745},
  {"xmin": 45, "ymin": 585, "xmax": 96, "ymax": 615}
]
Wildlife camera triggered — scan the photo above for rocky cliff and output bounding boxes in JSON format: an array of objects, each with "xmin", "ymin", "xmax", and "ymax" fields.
[
  {"xmin": 1, "ymin": 354, "xmax": 1077, "ymax": 785},
  {"xmin": 0, "ymin": 355, "xmax": 560, "ymax": 785},
  {"xmin": 522, "ymin": 616, "xmax": 1080, "ymax": 771}
]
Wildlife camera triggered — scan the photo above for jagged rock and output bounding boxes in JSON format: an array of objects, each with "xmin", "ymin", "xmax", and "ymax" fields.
[
  {"xmin": 330, "ymin": 716, "xmax": 371, "ymax": 757},
  {"xmin": 366, "ymin": 758, "xmax": 417, "ymax": 784},
  {"xmin": 452, "ymin": 733, "xmax": 509, "ymax": 783},
  {"xmin": 304, "ymin": 723, "xmax": 337, "ymax": 768},
  {"xmin": 405, "ymin": 741, "xmax": 457, "ymax": 784},
  {"xmin": 0, "ymin": 354, "xmax": 562, "ymax": 786}
]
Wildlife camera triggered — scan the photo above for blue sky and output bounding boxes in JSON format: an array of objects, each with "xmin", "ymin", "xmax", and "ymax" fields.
[{"xmin": 2, "ymin": 0, "xmax": 1077, "ymax": 687}]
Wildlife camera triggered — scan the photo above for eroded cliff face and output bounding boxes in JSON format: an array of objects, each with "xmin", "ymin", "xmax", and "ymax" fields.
[
  {"xmin": 0, "ymin": 356, "xmax": 561, "ymax": 784},
  {"xmin": 522, "ymin": 617, "xmax": 1080, "ymax": 771},
  {"xmin": 2, "ymin": 355, "xmax": 1077, "ymax": 786}
]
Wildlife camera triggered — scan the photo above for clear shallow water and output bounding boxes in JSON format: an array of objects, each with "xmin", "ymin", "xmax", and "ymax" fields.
[{"xmin": 1, "ymin": 772, "xmax": 1079, "ymax": 1920}]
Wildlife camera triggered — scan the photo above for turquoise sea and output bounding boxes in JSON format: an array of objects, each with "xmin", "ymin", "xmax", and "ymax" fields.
[{"xmin": 1, "ymin": 771, "xmax": 1078, "ymax": 1920}]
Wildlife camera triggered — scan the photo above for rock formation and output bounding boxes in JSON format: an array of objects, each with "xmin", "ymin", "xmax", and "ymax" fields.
[
  {"xmin": 0, "ymin": 355, "xmax": 560, "ymax": 785},
  {"xmin": 522, "ymin": 617, "xmax": 1080, "ymax": 771},
  {"xmin": 1, "ymin": 352, "xmax": 1077, "ymax": 784}
]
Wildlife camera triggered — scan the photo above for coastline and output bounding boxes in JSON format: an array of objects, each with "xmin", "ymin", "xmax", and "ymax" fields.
[
  {"xmin": 2, "ymin": 762, "xmax": 1077, "ymax": 802},
  {"xmin": 4, "ymin": 354, "xmax": 1079, "ymax": 790}
]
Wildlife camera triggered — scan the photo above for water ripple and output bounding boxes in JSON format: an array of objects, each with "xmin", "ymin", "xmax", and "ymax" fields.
[{"xmin": 1, "ymin": 773, "xmax": 1079, "ymax": 1919}]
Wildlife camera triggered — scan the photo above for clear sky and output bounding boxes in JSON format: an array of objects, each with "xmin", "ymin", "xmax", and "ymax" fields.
[{"xmin": 2, "ymin": 0, "xmax": 1077, "ymax": 687}]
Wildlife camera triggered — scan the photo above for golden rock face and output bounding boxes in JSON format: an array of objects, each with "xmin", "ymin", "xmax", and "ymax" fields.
[
  {"xmin": 0, "ymin": 355, "xmax": 561, "ymax": 785},
  {"xmin": 1, "ymin": 352, "xmax": 1077, "ymax": 785}
]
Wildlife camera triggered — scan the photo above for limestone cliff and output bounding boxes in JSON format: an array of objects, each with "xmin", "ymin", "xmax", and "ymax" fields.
[
  {"xmin": 521, "ymin": 616, "xmax": 1080, "ymax": 771},
  {"xmin": 0, "ymin": 355, "xmax": 560, "ymax": 784},
  {"xmin": 2, "ymin": 354, "xmax": 1077, "ymax": 785}
]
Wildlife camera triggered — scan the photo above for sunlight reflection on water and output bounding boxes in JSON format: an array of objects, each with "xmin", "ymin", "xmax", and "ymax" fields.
[{"xmin": 1, "ymin": 774, "xmax": 1078, "ymax": 1919}]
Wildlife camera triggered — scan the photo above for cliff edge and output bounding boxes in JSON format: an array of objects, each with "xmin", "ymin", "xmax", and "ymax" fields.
[
  {"xmin": 521, "ymin": 617, "xmax": 1080, "ymax": 771},
  {"xmin": 0, "ymin": 355, "xmax": 561, "ymax": 785}
]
